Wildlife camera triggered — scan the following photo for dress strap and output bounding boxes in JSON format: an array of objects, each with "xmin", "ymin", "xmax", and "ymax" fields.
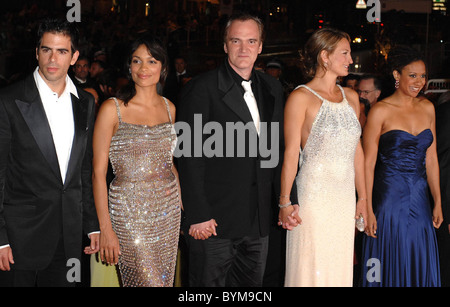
[
  {"xmin": 297, "ymin": 84, "xmax": 347, "ymax": 103},
  {"xmin": 162, "ymin": 97, "xmax": 173, "ymax": 124},
  {"xmin": 296, "ymin": 85, "xmax": 325, "ymax": 101},
  {"xmin": 111, "ymin": 97, "xmax": 122, "ymax": 122},
  {"xmin": 337, "ymin": 84, "xmax": 347, "ymax": 102}
]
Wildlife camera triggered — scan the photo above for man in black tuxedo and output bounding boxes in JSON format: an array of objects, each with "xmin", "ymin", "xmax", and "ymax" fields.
[
  {"xmin": 163, "ymin": 56, "xmax": 191, "ymax": 107},
  {"xmin": 177, "ymin": 14, "xmax": 294, "ymax": 287},
  {"xmin": 0, "ymin": 18, "xmax": 99, "ymax": 287},
  {"xmin": 436, "ymin": 94, "xmax": 450, "ymax": 287}
]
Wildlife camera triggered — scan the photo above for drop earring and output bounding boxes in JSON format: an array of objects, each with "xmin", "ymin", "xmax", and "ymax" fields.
[{"xmin": 395, "ymin": 79, "xmax": 400, "ymax": 89}]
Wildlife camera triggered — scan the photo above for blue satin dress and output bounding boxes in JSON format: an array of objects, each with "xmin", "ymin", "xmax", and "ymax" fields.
[{"xmin": 362, "ymin": 129, "xmax": 441, "ymax": 287}]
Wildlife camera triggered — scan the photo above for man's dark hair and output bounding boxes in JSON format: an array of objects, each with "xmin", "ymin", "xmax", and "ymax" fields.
[
  {"xmin": 36, "ymin": 18, "xmax": 80, "ymax": 54},
  {"xmin": 360, "ymin": 74, "xmax": 382, "ymax": 91}
]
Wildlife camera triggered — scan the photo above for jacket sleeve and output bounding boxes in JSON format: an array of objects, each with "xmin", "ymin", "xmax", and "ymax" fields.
[
  {"xmin": 176, "ymin": 78, "xmax": 213, "ymax": 227},
  {"xmin": 82, "ymin": 95, "xmax": 100, "ymax": 235},
  {"xmin": 0, "ymin": 98, "xmax": 11, "ymax": 246},
  {"xmin": 437, "ymin": 103, "xmax": 450, "ymax": 225}
]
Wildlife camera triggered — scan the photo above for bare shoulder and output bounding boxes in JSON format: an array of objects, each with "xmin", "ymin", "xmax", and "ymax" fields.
[
  {"xmin": 418, "ymin": 97, "xmax": 437, "ymax": 123},
  {"xmin": 100, "ymin": 97, "xmax": 120, "ymax": 112},
  {"xmin": 342, "ymin": 86, "xmax": 359, "ymax": 106},
  {"xmin": 418, "ymin": 96, "xmax": 435, "ymax": 110},
  {"xmin": 96, "ymin": 97, "xmax": 121, "ymax": 123},
  {"xmin": 366, "ymin": 99, "xmax": 392, "ymax": 123},
  {"xmin": 286, "ymin": 86, "xmax": 317, "ymax": 105},
  {"xmin": 163, "ymin": 96, "xmax": 177, "ymax": 121}
]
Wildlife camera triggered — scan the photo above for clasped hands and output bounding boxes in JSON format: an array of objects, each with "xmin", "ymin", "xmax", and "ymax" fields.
[
  {"xmin": 278, "ymin": 204, "xmax": 301, "ymax": 230},
  {"xmin": 189, "ymin": 219, "xmax": 218, "ymax": 240}
]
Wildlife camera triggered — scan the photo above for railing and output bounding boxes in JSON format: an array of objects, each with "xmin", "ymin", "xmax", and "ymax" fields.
[{"xmin": 425, "ymin": 79, "xmax": 450, "ymax": 94}]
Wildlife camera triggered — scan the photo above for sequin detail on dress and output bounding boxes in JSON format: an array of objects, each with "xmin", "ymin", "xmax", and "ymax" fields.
[
  {"xmin": 285, "ymin": 85, "xmax": 361, "ymax": 287},
  {"xmin": 109, "ymin": 97, "xmax": 181, "ymax": 287}
]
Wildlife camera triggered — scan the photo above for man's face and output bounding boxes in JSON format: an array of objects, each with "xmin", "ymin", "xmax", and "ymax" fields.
[
  {"xmin": 73, "ymin": 59, "xmax": 90, "ymax": 81},
  {"xmin": 266, "ymin": 67, "xmax": 281, "ymax": 79},
  {"xmin": 36, "ymin": 32, "xmax": 79, "ymax": 89},
  {"xmin": 358, "ymin": 78, "xmax": 381, "ymax": 106},
  {"xmin": 89, "ymin": 62, "xmax": 104, "ymax": 78},
  {"xmin": 174, "ymin": 58, "xmax": 186, "ymax": 74},
  {"xmin": 224, "ymin": 20, "xmax": 263, "ymax": 79},
  {"xmin": 345, "ymin": 79, "xmax": 358, "ymax": 91}
]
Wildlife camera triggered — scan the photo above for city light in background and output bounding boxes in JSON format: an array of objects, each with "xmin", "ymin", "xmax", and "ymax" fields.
[{"xmin": 0, "ymin": 0, "xmax": 448, "ymax": 84}]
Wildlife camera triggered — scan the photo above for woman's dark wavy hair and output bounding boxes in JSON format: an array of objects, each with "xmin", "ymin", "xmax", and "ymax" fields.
[
  {"xmin": 116, "ymin": 35, "xmax": 168, "ymax": 106},
  {"xmin": 299, "ymin": 27, "xmax": 351, "ymax": 81},
  {"xmin": 387, "ymin": 45, "xmax": 425, "ymax": 74}
]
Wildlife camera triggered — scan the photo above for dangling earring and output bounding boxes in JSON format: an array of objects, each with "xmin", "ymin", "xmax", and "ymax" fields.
[{"xmin": 395, "ymin": 79, "xmax": 400, "ymax": 89}]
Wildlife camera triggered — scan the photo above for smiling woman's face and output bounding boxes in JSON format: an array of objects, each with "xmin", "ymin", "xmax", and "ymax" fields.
[
  {"xmin": 130, "ymin": 44, "xmax": 162, "ymax": 88},
  {"xmin": 395, "ymin": 60, "xmax": 427, "ymax": 97}
]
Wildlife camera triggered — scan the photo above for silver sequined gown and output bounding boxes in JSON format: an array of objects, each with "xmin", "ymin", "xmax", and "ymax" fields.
[
  {"xmin": 285, "ymin": 85, "xmax": 361, "ymax": 287},
  {"xmin": 109, "ymin": 97, "xmax": 181, "ymax": 287}
]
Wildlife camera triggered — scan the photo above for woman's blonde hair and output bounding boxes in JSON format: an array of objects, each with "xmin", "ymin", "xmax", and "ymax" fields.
[{"xmin": 299, "ymin": 27, "xmax": 351, "ymax": 81}]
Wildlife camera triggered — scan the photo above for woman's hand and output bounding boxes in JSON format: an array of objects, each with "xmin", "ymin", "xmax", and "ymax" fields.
[
  {"xmin": 355, "ymin": 198, "xmax": 368, "ymax": 230},
  {"xmin": 99, "ymin": 227, "xmax": 121, "ymax": 265},
  {"xmin": 278, "ymin": 205, "xmax": 301, "ymax": 230},
  {"xmin": 364, "ymin": 210, "xmax": 377, "ymax": 238},
  {"xmin": 432, "ymin": 205, "xmax": 443, "ymax": 229}
]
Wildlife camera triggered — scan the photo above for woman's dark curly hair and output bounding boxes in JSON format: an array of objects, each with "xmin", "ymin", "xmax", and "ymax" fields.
[{"xmin": 387, "ymin": 45, "xmax": 425, "ymax": 74}]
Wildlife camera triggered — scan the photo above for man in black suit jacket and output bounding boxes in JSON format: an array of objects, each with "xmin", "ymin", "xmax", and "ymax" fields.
[
  {"xmin": 436, "ymin": 96, "xmax": 450, "ymax": 287},
  {"xmin": 163, "ymin": 56, "xmax": 191, "ymax": 107},
  {"xmin": 0, "ymin": 18, "xmax": 99, "ymax": 287},
  {"xmin": 177, "ymin": 14, "xmax": 294, "ymax": 287}
]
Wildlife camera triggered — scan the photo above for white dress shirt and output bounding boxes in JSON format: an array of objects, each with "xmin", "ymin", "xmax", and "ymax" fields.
[{"xmin": 33, "ymin": 67, "xmax": 76, "ymax": 184}]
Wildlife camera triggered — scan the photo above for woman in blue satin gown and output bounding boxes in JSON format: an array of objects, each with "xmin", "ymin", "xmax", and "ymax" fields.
[{"xmin": 361, "ymin": 45, "xmax": 443, "ymax": 287}]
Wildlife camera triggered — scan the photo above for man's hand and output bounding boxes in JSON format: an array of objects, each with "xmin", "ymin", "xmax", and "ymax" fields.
[
  {"xmin": 84, "ymin": 233, "xmax": 100, "ymax": 255},
  {"xmin": 0, "ymin": 246, "xmax": 14, "ymax": 271},
  {"xmin": 189, "ymin": 219, "xmax": 218, "ymax": 240}
]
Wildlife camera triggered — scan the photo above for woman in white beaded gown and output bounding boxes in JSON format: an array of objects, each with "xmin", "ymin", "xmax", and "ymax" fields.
[{"xmin": 279, "ymin": 28, "xmax": 367, "ymax": 287}]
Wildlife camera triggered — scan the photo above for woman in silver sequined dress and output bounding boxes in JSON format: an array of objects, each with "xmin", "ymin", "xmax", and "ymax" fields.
[
  {"xmin": 279, "ymin": 28, "xmax": 367, "ymax": 286},
  {"xmin": 92, "ymin": 36, "xmax": 181, "ymax": 287}
]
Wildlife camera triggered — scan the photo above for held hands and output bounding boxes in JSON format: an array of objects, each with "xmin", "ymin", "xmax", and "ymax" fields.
[
  {"xmin": 278, "ymin": 205, "xmax": 302, "ymax": 230},
  {"xmin": 83, "ymin": 233, "xmax": 100, "ymax": 255},
  {"xmin": 189, "ymin": 219, "xmax": 218, "ymax": 240},
  {"xmin": 98, "ymin": 227, "xmax": 121, "ymax": 265}
]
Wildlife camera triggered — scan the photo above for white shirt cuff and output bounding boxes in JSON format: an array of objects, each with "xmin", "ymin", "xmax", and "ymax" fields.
[{"xmin": 88, "ymin": 231, "xmax": 100, "ymax": 238}]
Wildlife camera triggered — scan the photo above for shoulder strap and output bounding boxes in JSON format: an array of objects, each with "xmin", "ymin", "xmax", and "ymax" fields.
[
  {"xmin": 296, "ymin": 84, "xmax": 324, "ymax": 101},
  {"xmin": 111, "ymin": 97, "xmax": 122, "ymax": 122},
  {"xmin": 162, "ymin": 97, "xmax": 173, "ymax": 124},
  {"xmin": 337, "ymin": 84, "xmax": 347, "ymax": 102}
]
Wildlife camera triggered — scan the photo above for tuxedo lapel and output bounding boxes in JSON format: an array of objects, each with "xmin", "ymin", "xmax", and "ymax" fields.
[
  {"xmin": 255, "ymin": 74, "xmax": 275, "ymax": 124},
  {"xmin": 218, "ymin": 65, "xmax": 254, "ymax": 125},
  {"xmin": 14, "ymin": 78, "xmax": 62, "ymax": 182},
  {"xmin": 64, "ymin": 92, "xmax": 88, "ymax": 186}
]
